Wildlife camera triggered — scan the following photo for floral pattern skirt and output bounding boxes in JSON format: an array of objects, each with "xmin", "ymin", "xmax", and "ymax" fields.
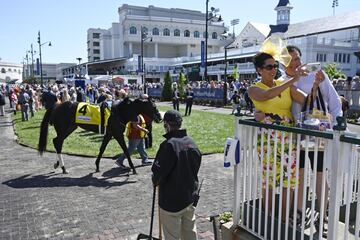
[{"xmin": 259, "ymin": 116, "xmax": 297, "ymax": 189}]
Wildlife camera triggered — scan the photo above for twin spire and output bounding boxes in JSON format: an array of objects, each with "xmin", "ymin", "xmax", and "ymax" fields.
[{"xmin": 274, "ymin": 0, "xmax": 292, "ymax": 25}]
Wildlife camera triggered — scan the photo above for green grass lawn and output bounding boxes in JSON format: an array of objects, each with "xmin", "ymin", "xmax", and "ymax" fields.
[{"xmin": 12, "ymin": 105, "xmax": 235, "ymax": 158}]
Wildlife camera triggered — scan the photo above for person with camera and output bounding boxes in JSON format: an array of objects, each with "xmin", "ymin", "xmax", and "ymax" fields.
[
  {"xmin": 285, "ymin": 46, "xmax": 342, "ymax": 236},
  {"xmin": 151, "ymin": 110, "xmax": 202, "ymax": 240}
]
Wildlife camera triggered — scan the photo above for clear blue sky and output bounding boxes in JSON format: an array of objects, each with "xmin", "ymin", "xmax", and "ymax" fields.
[{"xmin": 0, "ymin": 0, "xmax": 358, "ymax": 64}]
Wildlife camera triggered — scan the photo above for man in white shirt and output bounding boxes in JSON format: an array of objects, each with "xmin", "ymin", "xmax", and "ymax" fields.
[{"xmin": 285, "ymin": 45, "xmax": 342, "ymax": 235}]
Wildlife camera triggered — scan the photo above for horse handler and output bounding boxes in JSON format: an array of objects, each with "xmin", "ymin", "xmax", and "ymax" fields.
[
  {"xmin": 151, "ymin": 110, "xmax": 202, "ymax": 240},
  {"xmin": 115, "ymin": 114, "xmax": 152, "ymax": 169}
]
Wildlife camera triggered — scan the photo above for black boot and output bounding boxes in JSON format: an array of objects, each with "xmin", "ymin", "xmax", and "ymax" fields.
[
  {"xmin": 61, "ymin": 166, "xmax": 69, "ymax": 174},
  {"xmin": 54, "ymin": 161, "xmax": 59, "ymax": 169}
]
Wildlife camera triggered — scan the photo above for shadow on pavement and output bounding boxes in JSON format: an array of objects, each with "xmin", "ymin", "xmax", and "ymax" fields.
[{"xmin": 2, "ymin": 172, "xmax": 136, "ymax": 189}]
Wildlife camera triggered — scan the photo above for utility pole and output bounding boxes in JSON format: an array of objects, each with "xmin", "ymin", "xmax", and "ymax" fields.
[{"xmin": 28, "ymin": 44, "xmax": 36, "ymax": 77}]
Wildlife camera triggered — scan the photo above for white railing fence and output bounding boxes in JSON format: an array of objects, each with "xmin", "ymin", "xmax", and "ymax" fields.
[{"xmin": 233, "ymin": 118, "xmax": 360, "ymax": 240}]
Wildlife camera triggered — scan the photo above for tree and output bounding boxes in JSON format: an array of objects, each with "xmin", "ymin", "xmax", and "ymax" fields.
[
  {"xmin": 23, "ymin": 76, "xmax": 37, "ymax": 85},
  {"xmin": 231, "ymin": 65, "xmax": 239, "ymax": 81},
  {"xmin": 162, "ymin": 71, "xmax": 172, "ymax": 101},
  {"xmin": 178, "ymin": 72, "xmax": 187, "ymax": 100},
  {"xmin": 323, "ymin": 63, "xmax": 346, "ymax": 80}
]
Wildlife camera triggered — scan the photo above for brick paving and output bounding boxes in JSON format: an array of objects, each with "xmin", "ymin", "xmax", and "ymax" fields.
[{"xmin": 0, "ymin": 109, "xmax": 234, "ymax": 240}]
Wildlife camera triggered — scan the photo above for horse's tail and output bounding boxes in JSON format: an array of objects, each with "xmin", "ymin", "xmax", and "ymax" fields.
[{"xmin": 38, "ymin": 109, "xmax": 53, "ymax": 155}]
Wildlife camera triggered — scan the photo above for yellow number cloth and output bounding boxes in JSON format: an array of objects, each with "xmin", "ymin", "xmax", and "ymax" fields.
[{"xmin": 75, "ymin": 102, "xmax": 110, "ymax": 126}]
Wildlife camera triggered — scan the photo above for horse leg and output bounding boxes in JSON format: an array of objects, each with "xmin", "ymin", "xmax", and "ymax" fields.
[
  {"xmin": 95, "ymin": 132, "xmax": 112, "ymax": 172},
  {"xmin": 53, "ymin": 137, "xmax": 67, "ymax": 174},
  {"xmin": 113, "ymin": 135, "xmax": 137, "ymax": 175},
  {"xmin": 53, "ymin": 124, "xmax": 77, "ymax": 174}
]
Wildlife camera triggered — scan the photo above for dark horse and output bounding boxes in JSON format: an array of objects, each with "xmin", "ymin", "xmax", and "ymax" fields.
[{"xmin": 38, "ymin": 97, "xmax": 162, "ymax": 174}]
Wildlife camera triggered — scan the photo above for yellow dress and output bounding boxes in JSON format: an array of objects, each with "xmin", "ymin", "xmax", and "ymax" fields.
[
  {"xmin": 251, "ymin": 79, "xmax": 297, "ymax": 188},
  {"xmin": 252, "ymin": 80, "xmax": 293, "ymax": 121}
]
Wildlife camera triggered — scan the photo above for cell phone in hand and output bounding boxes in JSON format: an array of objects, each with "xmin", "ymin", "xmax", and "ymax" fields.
[{"xmin": 303, "ymin": 62, "xmax": 321, "ymax": 72}]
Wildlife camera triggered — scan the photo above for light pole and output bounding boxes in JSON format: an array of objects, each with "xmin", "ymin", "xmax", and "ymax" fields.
[
  {"xmin": 204, "ymin": 0, "xmax": 222, "ymax": 82},
  {"xmin": 230, "ymin": 19, "xmax": 240, "ymax": 38},
  {"xmin": 332, "ymin": 0, "xmax": 339, "ymax": 16},
  {"xmin": 37, "ymin": 31, "xmax": 52, "ymax": 86},
  {"xmin": 140, "ymin": 26, "xmax": 152, "ymax": 94},
  {"xmin": 24, "ymin": 54, "xmax": 30, "ymax": 79},
  {"xmin": 223, "ymin": 43, "xmax": 236, "ymax": 105},
  {"xmin": 28, "ymin": 44, "xmax": 36, "ymax": 78},
  {"xmin": 76, "ymin": 57, "xmax": 82, "ymax": 65}
]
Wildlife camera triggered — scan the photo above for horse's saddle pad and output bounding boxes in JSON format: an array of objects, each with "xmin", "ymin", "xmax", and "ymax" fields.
[{"xmin": 75, "ymin": 102, "xmax": 110, "ymax": 126}]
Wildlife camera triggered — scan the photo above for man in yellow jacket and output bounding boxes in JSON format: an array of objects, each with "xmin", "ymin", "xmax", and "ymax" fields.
[{"xmin": 115, "ymin": 114, "xmax": 152, "ymax": 169}]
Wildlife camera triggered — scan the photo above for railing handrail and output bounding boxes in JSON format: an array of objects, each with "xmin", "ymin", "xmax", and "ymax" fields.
[{"xmin": 238, "ymin": 117, "xmax": 334, "ymax": 139}]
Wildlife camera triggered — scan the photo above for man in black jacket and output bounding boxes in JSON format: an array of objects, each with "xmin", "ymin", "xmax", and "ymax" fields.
[{"xmin": 152, "ymin": 110, "xmax": 201, "ymax": 240}]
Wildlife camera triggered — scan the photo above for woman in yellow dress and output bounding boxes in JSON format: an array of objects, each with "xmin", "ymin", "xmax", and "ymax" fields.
[{"xmin": 248, "ymin": 52, "xmax": 306, "ymax": 188}]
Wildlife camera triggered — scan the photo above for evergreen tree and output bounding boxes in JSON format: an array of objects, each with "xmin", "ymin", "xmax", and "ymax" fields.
[{"xmin": 162, "ymin": 71, "xmax": 172, "ymax": 101}]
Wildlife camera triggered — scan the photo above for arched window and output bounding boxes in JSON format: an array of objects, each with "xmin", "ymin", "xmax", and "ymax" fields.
[
  {"xmin": 212, "ymin": 32, "xmax": 217, "ymax": 39},
  {"xmin": 1, "ymin": 68, "xmax": 5, "ymax": 73},
  {"xmin": 130, "ymin": 26, "xmax": 137, "ymax": 35},
  {"xmin": 194, "ymin": 31, "xmax": 200, "ymax": 38},
  {"xmin": 184, "ymin": 30, "xmax": 190, "ymax": 37},
  {"xmin": 152, "ymin": 28, "xmax": 159, "ymax": 36},
  {"xmin": 174, "ymin": 29, "xmax": 180, "ymax": 37},
  {"xmin": 8, "ymin": 68, "xmax": 12, "ymax": 72},
  {"xmin": 163, "ymin": 28, "xmax": 170, "ymax": 36}
]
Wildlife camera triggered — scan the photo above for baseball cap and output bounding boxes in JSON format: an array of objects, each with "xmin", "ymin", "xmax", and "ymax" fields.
[{"xmin": 163, "ymin": 110, "xmax": 182, "ymax": 124}]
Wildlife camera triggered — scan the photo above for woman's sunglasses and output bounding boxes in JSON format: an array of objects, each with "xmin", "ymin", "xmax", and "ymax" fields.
[{"xmin": 262, "ymin": 64, "xmax": 279, "ymax": 70}]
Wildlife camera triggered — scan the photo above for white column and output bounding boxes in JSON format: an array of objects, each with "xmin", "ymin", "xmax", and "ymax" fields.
[
  {"xmin": 154, "ymin": 43, "xmax": 158, "ymax": 58},
  {"xmin": 129, "ymin": 42, "xmax": 133, "ymax": 57}
]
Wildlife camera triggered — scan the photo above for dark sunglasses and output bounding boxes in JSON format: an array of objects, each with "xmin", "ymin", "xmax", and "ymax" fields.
[{"xmin": 262, "ymin": 64, "xmax": 279, "ymax": 70}]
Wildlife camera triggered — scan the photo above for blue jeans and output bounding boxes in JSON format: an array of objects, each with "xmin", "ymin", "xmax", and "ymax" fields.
[
  {"xmin": 21, "ymin": 104, "xmax": 29, "ymax": 121},
  {"xmin": 117, "ymin": 138, "xmax": 148, "ymax": 164}
]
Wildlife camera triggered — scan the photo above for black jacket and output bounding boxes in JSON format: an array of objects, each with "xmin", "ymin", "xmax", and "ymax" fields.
[{"xmin": 152, "ymin": 129, "xmax": 201, "ymax": 212}]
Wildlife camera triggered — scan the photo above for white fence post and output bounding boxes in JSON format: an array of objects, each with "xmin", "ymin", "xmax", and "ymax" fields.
[{"xmin": 327, "ymin": 130, "xmax": 342, "ymax": 240}]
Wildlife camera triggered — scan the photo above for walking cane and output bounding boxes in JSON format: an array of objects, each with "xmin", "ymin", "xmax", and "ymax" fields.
[
  {"xmin": 158, "ymin": 186, "xmax": 162, "ymax": 239},
  {"xmin": 137, "ymin": 186, "xmax": 160, "ymax": 240}
]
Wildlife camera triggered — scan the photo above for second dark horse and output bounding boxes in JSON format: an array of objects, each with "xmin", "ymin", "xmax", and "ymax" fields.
[{"xmin": 38, "ymin": 97, "xmax": 162, "ymax": 174}]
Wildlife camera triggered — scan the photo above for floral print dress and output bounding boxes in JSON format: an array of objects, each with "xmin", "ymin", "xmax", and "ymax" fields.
[{"xmin": 251, "ymin": 80, "xmax": 297, "ymax": 188}]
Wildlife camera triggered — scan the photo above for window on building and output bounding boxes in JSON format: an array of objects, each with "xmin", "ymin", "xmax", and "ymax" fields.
[
  {"xmin": 184, "ymin": 30, "xmax": 190, "ymax": 37},
  {"xmin": 93, "ymin": 33, "xmax": 100, "ymax": 38},
  {"xmin": 93, "ymin": 41, "xmax": 100, "ymax": 47},
  {"xmin": 152, "ymin": 28, "xmax": 159, "ymax": 36},
  {"xmin": 194, "ymin": 31, "xmax": 200, "ymax": 38},
  {"xmin": 1, "ymin": 68, "xmax": 5, "ymax": 73},
  {"xmin": 343, "ymin": 54, "xmax": 346, "ymax": 63},
  {"xmin": 163, "ymin": 28, "xmax": 170, "ymax": 36},
  {"xmin": 93, "ymin": 49, "xmax": 100, "ymax": 54},
  {"xmin": 316, "ymin": 53, "xmax": 327, "ymax": 62},
  {"xmin": 130, "ymin": 26, "xmax": 137, "ymax": 35},
  {"xmin": 203, "ymin": 32, "xmax": 208, "ymax": 38},
  {"xmin": 174, "ymin": 29, "xmax": 180, "ymax": 37},
  {"xmin": 212, "ymin": 32, "xmax": 217, "ymax": 39},
  {"xmin": 94, "ymin": 57, "xmax": 100, "ymax": 61},
  {"xmin": 190, "ymin": 44, "xmax": 196, "ymax": 48},
  {"xmin": 8, "ymin": 68, "xmax": 11, "ymax": 72},
  {"xmin": 334, "ymin": 53, "xmax": 338, "ymax": 62},
  {"xmin": 347, "ymin": 54, "xmax": 350, "ymax": 63}
]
